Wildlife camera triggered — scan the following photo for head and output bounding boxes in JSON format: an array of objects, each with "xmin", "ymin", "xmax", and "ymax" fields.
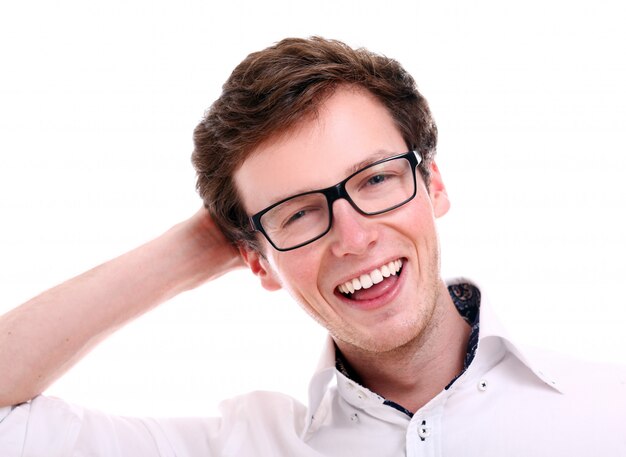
[
  {"xmin": 192, "ymin": 37, "xmax": 449, "ymax": 355},
  {"xmin": 192, "ymin": 36, "xmax": 438, "ymax": 254}
]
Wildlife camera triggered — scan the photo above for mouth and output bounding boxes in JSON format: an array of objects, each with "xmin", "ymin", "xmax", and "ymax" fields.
[{"xmin": 336, "ymin": 258, "xmax": 404, "ymax": 301}]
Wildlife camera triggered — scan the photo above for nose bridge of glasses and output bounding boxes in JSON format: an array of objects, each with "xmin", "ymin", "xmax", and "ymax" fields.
[
  {"xmin": 325, "ymin": 184, "xmax": 379, "ymax": 255},
  {"xmin": 324, "ymin": 179, "xmax": 366, "ymax": 217}
]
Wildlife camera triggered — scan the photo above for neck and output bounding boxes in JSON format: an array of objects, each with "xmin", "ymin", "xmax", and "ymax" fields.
[{"xmin": 335, "ymin": 284, "xmax": 471, "ymax": 413}]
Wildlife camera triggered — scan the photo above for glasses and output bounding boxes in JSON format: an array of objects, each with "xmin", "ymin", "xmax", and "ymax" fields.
[{"xmin": 249, "ymin": 150, "xmax": 422, "ymax": 251}]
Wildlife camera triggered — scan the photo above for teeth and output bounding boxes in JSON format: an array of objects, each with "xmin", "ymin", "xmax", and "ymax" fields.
[
  {"xmin": 338, "ymin": 259, "xmax": 403, "ymax": 295},
  {"xmin": 360, "ymin": 274, "xmax": 373, "ymax": 289},
  {"xmin": 371, "ymin": 269, "xmax": 384, "ymax": 284}
]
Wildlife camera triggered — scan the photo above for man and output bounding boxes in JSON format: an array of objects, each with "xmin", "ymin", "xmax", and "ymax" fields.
[{"xmin": 1, "ymin": 37, "xmax": 624, "ymax": 456}]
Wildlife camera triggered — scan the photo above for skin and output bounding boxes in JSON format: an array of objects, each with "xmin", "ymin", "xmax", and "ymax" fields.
[{"xmin": 235, "ymin": 87, "xmax": 471, "ymax": 411}]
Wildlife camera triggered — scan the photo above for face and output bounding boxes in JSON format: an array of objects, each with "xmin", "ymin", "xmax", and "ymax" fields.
[{"xmin": 234, "ymin": 87, "xmax": 450, "ymax": 356}]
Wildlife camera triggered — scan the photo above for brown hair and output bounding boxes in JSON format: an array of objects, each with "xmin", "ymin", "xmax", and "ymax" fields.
[{"xmin": 192, "ymin": 36, "xmax": 438, "ymax": 251}]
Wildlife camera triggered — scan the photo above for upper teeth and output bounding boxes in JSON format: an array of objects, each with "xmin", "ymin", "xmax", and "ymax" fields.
[{"xmin": 337, "ymin": 259, "xmax": 403, "ymax": 295}]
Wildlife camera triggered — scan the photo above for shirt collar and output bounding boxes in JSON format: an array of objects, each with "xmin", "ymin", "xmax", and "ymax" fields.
[
  {"xmin": 447, "ymin": 278, "xmax": 564, "ymax": 393},
  {"xmin": 304, "ymin": 278, "xmax": 562, "ymax": 432}
]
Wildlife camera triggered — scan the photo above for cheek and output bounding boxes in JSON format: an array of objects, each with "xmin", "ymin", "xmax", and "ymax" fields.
[
  {"xmin": 274, "ymin": 249, "xmax": 323, "ymax": 295},
  {"xmin": 408, "ymin": 193, "xmax": 437, "ymax": 228},
  {"xmin": 392, "ymin": 201, "xmax": 430, "ymax": 234},
  {"xmin": 389, "ymin": 201, "xmax": 440, "ymax": 253}
]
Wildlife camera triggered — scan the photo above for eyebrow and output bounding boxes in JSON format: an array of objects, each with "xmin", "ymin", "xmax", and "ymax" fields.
[{"xmin": 345, "ymin": 150, "xmax": 396, "ymax": 176}]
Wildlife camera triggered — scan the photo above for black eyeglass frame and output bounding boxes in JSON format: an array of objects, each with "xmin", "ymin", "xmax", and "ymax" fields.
[{"xmin": 249, "ymin": 150, "xmax": 423, "ymax": 252}]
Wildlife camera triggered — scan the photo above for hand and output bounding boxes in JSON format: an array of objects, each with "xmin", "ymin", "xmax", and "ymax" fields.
[{"xmin": 174, "ymin": 207, "xmax": 246, "ymax": 290}]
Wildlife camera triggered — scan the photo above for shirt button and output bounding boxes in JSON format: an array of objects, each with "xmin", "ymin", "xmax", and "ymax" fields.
[
  {"xmin": 356, "ymin": 390, "xmax": 368, "ymax": 400},
  {"xmin": 418, "ymin": 425, "xmax": 431, "ymax": 439},
  {"xmin": 478, "ymin": 379, "xmax": 488, "ymax": 391}
]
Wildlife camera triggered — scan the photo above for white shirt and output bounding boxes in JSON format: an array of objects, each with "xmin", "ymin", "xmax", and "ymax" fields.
[{"xmin": 2, "ymin": 279, "xmax": 625, "ymax": 456}]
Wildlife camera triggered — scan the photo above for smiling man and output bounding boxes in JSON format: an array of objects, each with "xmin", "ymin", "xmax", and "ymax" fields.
[
  {"xmin": 1, "ymin": 37, "xmax": 625, "ymax": 456},
  {"xmin": 232, "ymin": 86, "xmax": 469, "ymax": 413}
]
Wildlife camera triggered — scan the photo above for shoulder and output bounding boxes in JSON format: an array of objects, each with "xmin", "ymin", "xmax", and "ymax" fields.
[
  {"xmin": 218, "ymin": 390, "xmax": 309, "ymax": 430},
  {"xmin": 522, "ymin": 344, "xmax": 626, "ymax": 394}
]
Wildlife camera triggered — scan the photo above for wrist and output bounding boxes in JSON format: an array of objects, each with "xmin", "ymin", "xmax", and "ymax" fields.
[{"xmin": 162, "ymin": 210, "xmax": 244, "ymax": 293}]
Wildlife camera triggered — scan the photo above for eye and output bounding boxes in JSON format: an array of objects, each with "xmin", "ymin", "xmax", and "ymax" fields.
[
  {"xmin": 359, "ymin": 172, "xmax": 398, "ymax": 191},
  {"xmin": 284, "ymin": 209, "xmax": 307, "ymax": 226},
  {"xmin": 366, "ymin": 174, "xmax": 388, "ymax": 186},
  {"xmin": 282, "ymin": 206, "xmax": 322, "ymax": 228}
]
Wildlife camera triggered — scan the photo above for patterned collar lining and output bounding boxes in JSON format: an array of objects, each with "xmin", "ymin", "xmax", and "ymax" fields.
[{"xmin": 335, "ymin": 283, "xmax": 481, "ymax": 417}]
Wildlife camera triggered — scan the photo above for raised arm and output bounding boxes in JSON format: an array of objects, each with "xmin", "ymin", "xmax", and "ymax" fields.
[{"xmin": 0, "ymin": 209, "xmax": 244, "ymax": 407}]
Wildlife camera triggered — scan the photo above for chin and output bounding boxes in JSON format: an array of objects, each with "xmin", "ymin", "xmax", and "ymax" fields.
[{"xmin": 339, "ymin": 318, "xmax": 426, "ymax": 355}]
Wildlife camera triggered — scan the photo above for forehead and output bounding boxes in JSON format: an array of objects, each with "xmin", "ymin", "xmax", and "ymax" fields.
[{"xmin": 234, "ymin": 87, "xmax": 407, "ymax": 214}]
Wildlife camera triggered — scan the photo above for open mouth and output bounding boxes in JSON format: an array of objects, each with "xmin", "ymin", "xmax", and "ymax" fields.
[{"xmin": 336, "ymin": 259, "xmax": 403, "ymax": 300}]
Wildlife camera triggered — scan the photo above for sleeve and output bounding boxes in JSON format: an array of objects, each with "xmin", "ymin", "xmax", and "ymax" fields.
[{"xmin": 0, "ymin": 395, "xmax": 222, "ymax": 457}]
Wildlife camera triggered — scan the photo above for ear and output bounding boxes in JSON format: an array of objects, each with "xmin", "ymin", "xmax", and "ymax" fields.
[
  {"xmin": 239, "ymin": 246, "xmax": 282, "ymax": 291},
  {"xmin": 428, "ymin": 161, "xmax": 450, "ymax": 218}
]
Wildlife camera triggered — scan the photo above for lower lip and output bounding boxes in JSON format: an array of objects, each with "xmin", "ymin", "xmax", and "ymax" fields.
[{"xmin": 335, "ymin": 264, "xmax": 406, "ymax": 311}]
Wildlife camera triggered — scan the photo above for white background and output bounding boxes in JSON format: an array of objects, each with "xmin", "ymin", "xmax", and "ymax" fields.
[{"xmin": 1, "ymin": 0, "xmax": 625, "ymax": 417}]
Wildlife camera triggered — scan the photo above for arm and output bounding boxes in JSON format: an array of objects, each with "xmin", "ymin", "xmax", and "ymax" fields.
[{"xmin": 0, "ymin": 209, "xmax": 244, "ymax": 407}]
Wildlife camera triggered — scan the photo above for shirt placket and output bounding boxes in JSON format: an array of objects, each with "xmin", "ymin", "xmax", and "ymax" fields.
[{"xmin": 406, "ymin": 404, "xmax": 443, "ymax": 457}]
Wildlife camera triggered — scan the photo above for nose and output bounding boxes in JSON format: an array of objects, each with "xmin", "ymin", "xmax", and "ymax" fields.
[{"xmin": 328, "ymin": 199, "xmax": 378, "ymax": 257}]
